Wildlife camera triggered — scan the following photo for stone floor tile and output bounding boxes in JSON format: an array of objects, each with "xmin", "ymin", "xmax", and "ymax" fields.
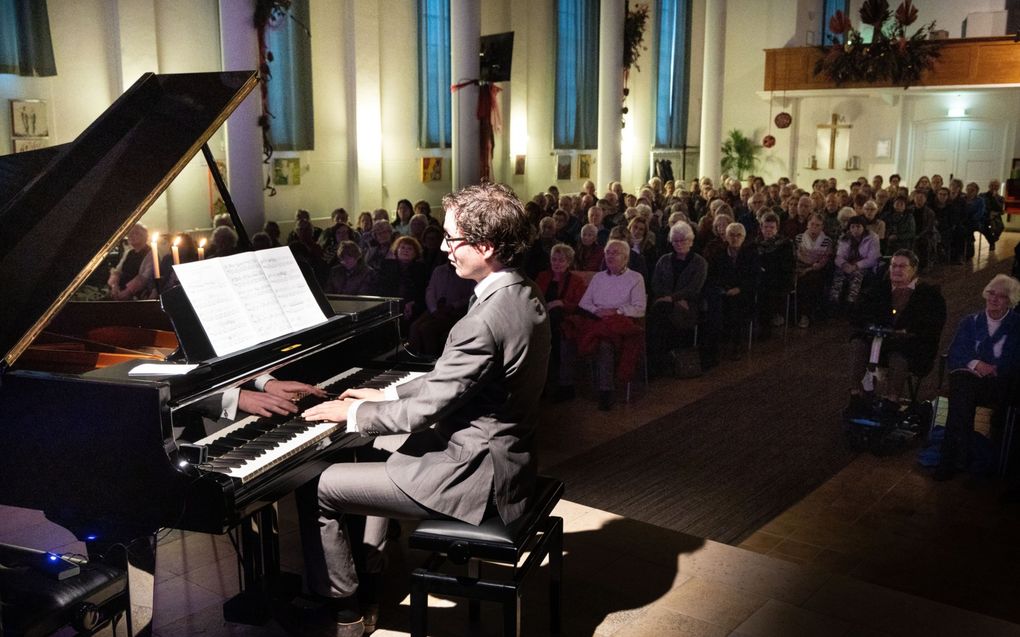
[
  {"xmin": 659, "ymin": 576, "xmax": 767, "ymax": 631},
  {"xmin": 732, "ymin": 598, "xmax": 852, "ymax": 637}
]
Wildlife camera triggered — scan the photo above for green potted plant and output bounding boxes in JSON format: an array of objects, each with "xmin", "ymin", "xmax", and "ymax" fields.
[{"xmin": 720, "ymin": 130, "xmax": 761, "ymax": 180}]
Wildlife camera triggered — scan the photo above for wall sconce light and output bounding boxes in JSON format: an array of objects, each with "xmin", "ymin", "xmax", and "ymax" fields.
[
  {"xmin": 514, "ymin": 155, "xmax": 526, "ymax": 175},
  {"xmin": 947, "ymin": 106, "xmax": 967, "ymax": 118}
]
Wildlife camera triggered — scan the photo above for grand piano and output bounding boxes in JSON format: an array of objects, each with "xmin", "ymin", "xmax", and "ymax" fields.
[{"xmin": 0, "ymin": 72, "xmax": 421, "ymax": 635}]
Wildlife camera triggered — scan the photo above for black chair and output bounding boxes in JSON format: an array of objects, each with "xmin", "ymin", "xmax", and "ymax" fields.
[
  {"xmin": 0, "ymin": 543, "xmax": 126, "ymax": 637},
  {"xmin": 408, "ymin": 477, "xmax": 564, "ymax": 637}
]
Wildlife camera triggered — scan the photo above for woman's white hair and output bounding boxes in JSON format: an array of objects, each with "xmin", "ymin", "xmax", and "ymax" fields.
[
  {"xmin": 603, "ymin": 239, "xmax": 631, "ymax": 265},
  {"xmin": 668, "ymin": 220, "xmax": 694, "ymax": 242},
  {"xmin": 984, "ymin": 274, "xmax": 1020, "ymax": 306}
]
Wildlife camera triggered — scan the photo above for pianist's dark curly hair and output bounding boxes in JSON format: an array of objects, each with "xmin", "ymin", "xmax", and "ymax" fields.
[{"xmin": 442, "ymin": 182, "xmax": 530, "ymax": 267}]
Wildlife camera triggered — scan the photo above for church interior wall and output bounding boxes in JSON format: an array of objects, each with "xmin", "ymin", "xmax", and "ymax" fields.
[{"xmin": 2, "ymin": 0, "xmax": 1018, "ymax": 237}]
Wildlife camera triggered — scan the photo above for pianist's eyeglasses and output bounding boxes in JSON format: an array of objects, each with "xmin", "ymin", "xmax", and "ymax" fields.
[{"xmin": 443, "ymin": 232, "xmax": 469, "ymax": 250}]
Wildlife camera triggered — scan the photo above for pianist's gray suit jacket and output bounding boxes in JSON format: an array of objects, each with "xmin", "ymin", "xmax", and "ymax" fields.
[{"xmin": 356, "ymin": 269, "xmax": 550, "ymax": 526}]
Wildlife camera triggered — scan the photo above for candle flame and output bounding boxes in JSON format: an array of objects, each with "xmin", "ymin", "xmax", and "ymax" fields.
[
  {"xmin": 173, "ymin": 236, "xmax": 182, "ymax": 246},
  {"xmin": 199, "ymin": 238, "xmax": 207, "ymax": 248},
  {"xmin": 151, "ymin": 232, "xmax": 160, "ymax": 242}
]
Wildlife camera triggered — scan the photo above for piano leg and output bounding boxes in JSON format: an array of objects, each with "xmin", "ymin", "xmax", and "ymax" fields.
[
  {"xmin": 87, "ymin": 533, "xmax": 157, "ymax": 637},
  {"xmin": 223, "ymin": 503, "xmax": 300, "ymax": 625}
]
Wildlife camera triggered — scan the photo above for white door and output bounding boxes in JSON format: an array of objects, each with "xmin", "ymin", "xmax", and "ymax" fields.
[{"xmin": 911, "ymin": 119, "xmax": 1007, "ymax": 185}]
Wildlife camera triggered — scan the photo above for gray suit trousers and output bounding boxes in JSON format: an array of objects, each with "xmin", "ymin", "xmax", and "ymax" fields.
[{"xmin": 298, "ymin": 462, "xmax": 437, "ymax": 598}]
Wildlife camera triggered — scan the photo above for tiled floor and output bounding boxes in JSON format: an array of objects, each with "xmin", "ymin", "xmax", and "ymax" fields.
[{"xmin": 2, "ymin": 233, "xmax": 1018, "ymax": 636}]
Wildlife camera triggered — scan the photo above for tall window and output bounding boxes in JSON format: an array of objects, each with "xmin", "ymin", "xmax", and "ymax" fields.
[
  {"xmin": 654, "ymin": 0, "xmax": 691, "ymax": 148},
  {"xmin": 821, "ymin": 0, "xmax": 850, "ymax": 44},
  {"xmin": 0, "ymin": 0, "xmax": 57, "ymax": 76},
  {"xmin": 418, "ymin": 0, "xmax": 451, "ymax": 148},
  {"xmin": 265, "ymin": 0, "xmax": 314, "ymax": 150},
  {"xmin": 554, "ymin": 0, "xmax": 599, "ymax": 150}
]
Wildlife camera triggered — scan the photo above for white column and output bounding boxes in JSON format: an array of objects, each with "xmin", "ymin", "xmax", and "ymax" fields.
[
  {"xmin": 698, "ymin": 0, "xmax": 725, "ymax": 182},
  {"xmin": 597, "ymin": 0, "xmax": 624, "ymax": 192},
  {"xmin": 450, "ymin": 0, "xmax": 480, "ymax": 189},
  {"xmin": 342, "ymin": 0, "xmax": 360, "ymax": 212},
  {"xmin": 219, "ymin": 0, "xmax": 265, "ymax": 234}
]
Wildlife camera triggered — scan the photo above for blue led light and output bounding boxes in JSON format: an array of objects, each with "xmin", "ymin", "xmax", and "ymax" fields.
[
  {"xmin": 86, "ymin": 534, "xmax": 97, "ymax": 541},
  {"xmin": 48, "ymin": 554, "xmax": 58, "ymax": 561}
]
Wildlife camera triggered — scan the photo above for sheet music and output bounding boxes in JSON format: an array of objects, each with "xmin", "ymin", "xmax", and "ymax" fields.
[
  {"xmin": 172, "ymin": 247, "xmax": 326, "ymax": 357},
  {"xmin": 218, "ymin": 252, "xmax": 293, "ymax": 341},
  {"xmin": 172, "ymin": 261, "xmax": 259, "ymax": 355},
  {"xmin": 255, "ymin": 247, "xmax": 327, "ymax": 330}
]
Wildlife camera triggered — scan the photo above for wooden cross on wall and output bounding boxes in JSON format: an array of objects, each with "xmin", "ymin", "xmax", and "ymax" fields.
[{"xmin": 817, "ymin": 113, "xmax": 852, "ymax": 170}]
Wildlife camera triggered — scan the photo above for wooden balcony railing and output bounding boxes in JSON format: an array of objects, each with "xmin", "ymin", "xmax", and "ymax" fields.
[{"xmin": 764, "ymin": 37, "xmax": 1020, "ymax": 91}]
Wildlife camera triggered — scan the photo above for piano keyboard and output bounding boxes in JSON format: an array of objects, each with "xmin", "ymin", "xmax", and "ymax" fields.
[{"xmin": 190, "ymin": 367, "xmax": 424, "ymax": 483}]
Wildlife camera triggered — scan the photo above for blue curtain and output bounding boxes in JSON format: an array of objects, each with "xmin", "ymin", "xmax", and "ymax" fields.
[
  {"xmin": 0, "ymin": 0, "xmax": 57, "ymax": 76},
  {"xmin": 265, "ymin": 0, "xmax": 314, "ymax": 151},
  {"xmin": 554, "ymin": 0, "xmax": 599, "ymax": 150},
  {"xmin": 418, "ymin": 0, "xmax": 451, "ymax": 148},
  {"xmin": 821, "ymin": 0, "xmax": 849, "ymax": 44},
  {"xmin": 654, "ymin": 0, "xmax": 691, "ymax": 148}
]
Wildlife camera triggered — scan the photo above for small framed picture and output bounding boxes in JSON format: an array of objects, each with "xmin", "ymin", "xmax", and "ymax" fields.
[
  {"xmin": 514, "ymin": 154, "xmax": 526, "ymax": 176},
  {"xmin": 556, "ymin": 155, "xmax": 572, "ymax": 180},
  {"xmin": 875, "ymin": 139, "xmax": 892, "ymax": 159},
  {"xmin": 578, "ymin": 154, "xmax": 592, "ymax": 179},
  {"xmin": 272, "ymin": 157, "xmax": 301, "ymax": 186},
  {"xmin": 11, "ymin": 100, "xmax": 49, "ymax": 137},
  {"xmin": 12, "ymin": 137, "xmax": 48, "ymax": 153},
  {"xmin": 421, "ymin": 157, "xmax": 443, "ymax": 182}
]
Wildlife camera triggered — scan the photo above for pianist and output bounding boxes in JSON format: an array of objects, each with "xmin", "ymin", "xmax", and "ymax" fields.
[
  {"xmin": 301, "ymin": 182, "xmax": 551, "ymax": 636},
  {"xmin": 107, "ymin": 223, "xmax": 155, "ymax": 300}
]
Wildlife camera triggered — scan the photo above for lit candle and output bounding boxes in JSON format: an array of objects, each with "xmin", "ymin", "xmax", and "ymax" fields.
[
  {"xmin": 198, "ymin": 238, "xmax": 206, "ymax": 260},
  {"xmin": 150, "ymin": 232, "xmax": 161, "ymax": 279},
  {"xmin": 171, "ymin": 236, "xmax": 181, "ymax": 265}
]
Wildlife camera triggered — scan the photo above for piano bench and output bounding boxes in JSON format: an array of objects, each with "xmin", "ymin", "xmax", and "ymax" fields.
[
  {"xmin": 407, "ymin": 476, "xmax": 564, "ymax": 637},
  {"xmin": 0, "ymin": 544, "xmax": 126, "ymax": 637}
]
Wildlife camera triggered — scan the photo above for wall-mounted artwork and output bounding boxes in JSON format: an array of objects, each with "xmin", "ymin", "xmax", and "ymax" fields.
[
  {"xmin": 578, "ymin": 154, "xmax": 592, "ymax": 179},
  {"xmin": 556, "ymin": 155, "xmax": 572, "ymax": 180},
  {"xmin": 514, "ymin": 155, "xmax": 526, "ymax": 175},
  {"xmin": 273, "ymin": 157, "xmax": 301, "ymax": 186},
  {"xmin": 10, "ymin": 100, "xmax": 48, "ymax": 137},
  {"xmin": 875, "ymin": 139, "xmax": 892, "ymax": 159},
  {"xmin": 12, "ymin": 137, "xmax": 48, "ymax": 153},
  {"xmin": 421, "ymin": 157, "xmax": 443, "ymax": 182}
]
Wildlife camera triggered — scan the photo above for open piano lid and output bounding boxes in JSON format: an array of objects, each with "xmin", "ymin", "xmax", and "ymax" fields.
[{"xmin": 0, "ymin": 71, "xmax": 259, "ymax": 369}]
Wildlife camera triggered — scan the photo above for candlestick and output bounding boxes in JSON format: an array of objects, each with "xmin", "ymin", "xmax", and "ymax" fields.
[
  {"xmin": 150, "ymin": 232, "xmax": 161, "ymax": 279},
  {"xmin": 198, "ymin": 238, "xmax": 206, "ymax": 260},
  {"xmin": 171, "ymin": 236, "xmax": 181, "ymax": 265}
]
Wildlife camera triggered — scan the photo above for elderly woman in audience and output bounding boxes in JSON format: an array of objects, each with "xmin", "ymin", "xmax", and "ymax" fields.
[
  {"xmin": 563, "ymin": 239, "xmax": 646, "ymax": 411},
  {"xmin": 756, "ymin": 212, "xmax": 796, "ymax": 335},
  {"xmin": 703, "ymin": 222, "xmax": 761, "ymax": 364},
  {"xmin": 848, "ymin": 249, "xmax": 946, "ymax": 411},
  {"xmin": 207, "ymin": 224, "xmax": 239, "ymax": 259},
  {"xmin": 935, "ymin": 274, "xmax": 1020, "ymax": 481},
  {"xmin": 324, "ymin": 241, "xmax": 377, "ymax": 295},
  {"xmin": 262, "ymin": 220, "xmax": 283, "ymax": 247},
  {"xmin": 536, "ymin": 244, "xmax": 589, "ymax": 401},
  {"xmin": 794, "ymin": 213, "xmax": 833, "ymax": 328},
  {"xmin": 363, "ymin": 220, "xmax": 395, "ymax": 270},
  {"xmin": 782, "ymin": 195, "xmax": 814, "ymax": 240},
  {"xmin": 647, "ymin": 221, "xmax": 707, "ymax": 375},
  {"xmin": 829, "ymin": 215, "xmax": 880, "ymax": 310},
  {"xmin": 406, "ymin": 262, "xmax": 475, "ymax": 358},
  {"xmin": 376, "ymin": 235, "xmax": 428, "ymax": 329},
  {"xmin": 286, "ymin": 209, "xmax": 322, "ymax": 244},
  {"xmin": 607, "ymin": 226, "xmax": 647, "ymax": 281},
  {"xmin": 574, "ymin": 223, "xmax": 604, "ymax": 272},
  {"xmin": 699, "ymin": 212, "xmax": 733, "ymax": 264}
]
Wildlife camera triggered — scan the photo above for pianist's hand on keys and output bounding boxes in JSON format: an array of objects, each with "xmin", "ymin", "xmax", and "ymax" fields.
[
  {"xmin": 238, "ymin": 380, "xmax": 327, "ymax": 417},
  {"xmin": 302, "ymin": 387, "xmax": 385, "ymax": 423}
]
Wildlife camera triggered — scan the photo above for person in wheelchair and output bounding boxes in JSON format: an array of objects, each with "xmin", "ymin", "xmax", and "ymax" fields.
[
  {"xmin": 848, "ymin": 249, "xmax": 947, "ymax": 415},
  {"xmin": 935, "ymin": 274, "xmax": 1020, "ymax": 481}
]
